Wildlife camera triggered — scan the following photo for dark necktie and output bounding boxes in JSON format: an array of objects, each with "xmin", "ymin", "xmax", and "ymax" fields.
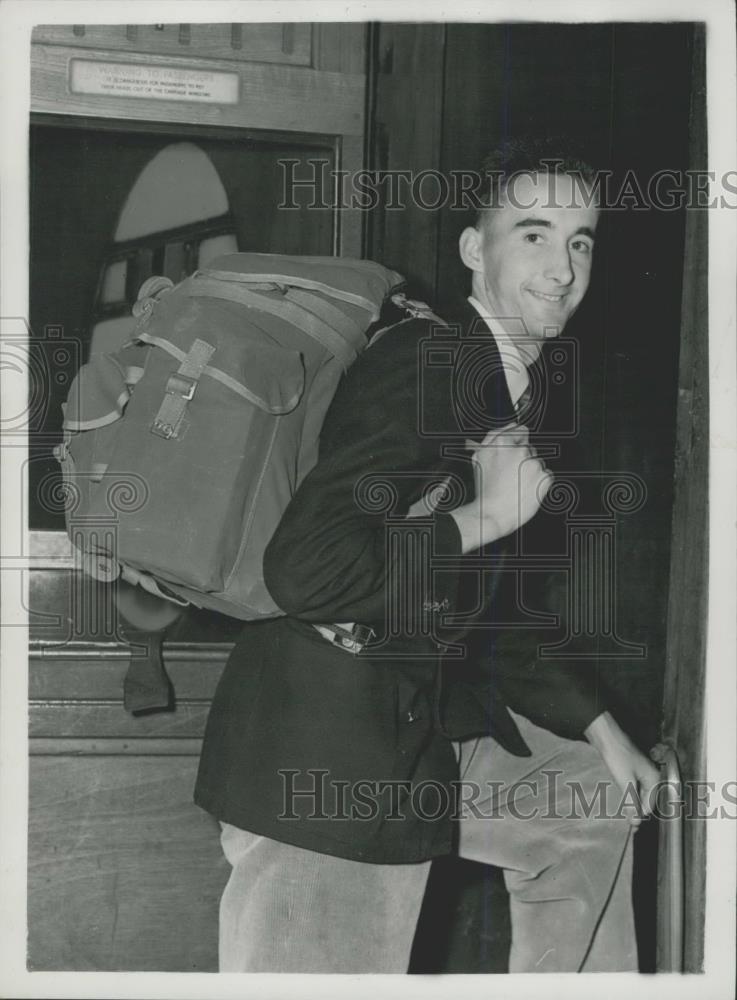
[{"xmin": 515, "ymin": 382, "xmax": 533, "ymax": 422}]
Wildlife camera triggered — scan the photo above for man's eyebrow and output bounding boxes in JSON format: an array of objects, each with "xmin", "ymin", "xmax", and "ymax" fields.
[
  {"xmin": 513, "ymin": 218, "xmax": 596, "ymax": 240},
  {"xmin": 513, "ymin": 217, "xmax": 552, "ymax": 229}
]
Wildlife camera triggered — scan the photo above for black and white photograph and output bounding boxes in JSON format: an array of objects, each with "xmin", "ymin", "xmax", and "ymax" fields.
[{"xmin": 0, "ymin": 1, "xmax": 735, "ymax": 998}]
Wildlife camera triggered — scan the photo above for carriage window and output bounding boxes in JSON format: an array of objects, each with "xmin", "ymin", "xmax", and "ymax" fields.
[
  {"xmin": 29, "ymin": 119, "xmax": 336, "ymax": 529},
  {"xmin": 89, "ymin": 140, "xmax": 242, "ymax": 357}
]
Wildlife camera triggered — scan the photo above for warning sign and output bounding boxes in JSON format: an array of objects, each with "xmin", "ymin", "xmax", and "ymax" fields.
[{"xmin": 69, "ymin": 60, "xmax": 239, "ymax": 104}]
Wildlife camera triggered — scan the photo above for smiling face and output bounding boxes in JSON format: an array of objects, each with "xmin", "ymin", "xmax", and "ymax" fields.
[{"xmin": 460, "ymin": 171, "xmax": 599, "ymax": 361}]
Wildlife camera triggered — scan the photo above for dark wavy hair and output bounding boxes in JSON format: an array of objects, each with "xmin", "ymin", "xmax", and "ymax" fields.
[{"xmin": 475, "ymin": 135, "xmax": 600, "ymax": 224}]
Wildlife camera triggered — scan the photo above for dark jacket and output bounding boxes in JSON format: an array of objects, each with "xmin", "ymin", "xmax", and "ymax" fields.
[{"xmin": 194, "ymin": 301, "xmax": 604, "ymax": 863}]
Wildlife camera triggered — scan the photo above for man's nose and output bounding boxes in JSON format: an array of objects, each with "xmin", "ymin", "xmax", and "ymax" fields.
[{"xmin": 543, "ymin": 245, "xmax": 574, "ymax": 285}]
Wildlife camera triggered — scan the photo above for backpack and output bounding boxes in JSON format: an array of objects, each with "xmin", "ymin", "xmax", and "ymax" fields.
[{"xmin": 54, "ymin": 254, "xmax": 405, "ymax": 695}]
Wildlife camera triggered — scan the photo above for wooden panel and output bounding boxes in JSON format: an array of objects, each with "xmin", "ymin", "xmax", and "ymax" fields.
[
  {"xmin": 29, "ymin": 568, "xmax": 119, "ymax": 644},
  {"xmin": 313, "ymin": 22, "xmax": 367, "ymax": 73},
  {"xmin": 31, "ymin": 44, "xmax": 365, "ymax": 136},
  {"xmin": 32, "ymin": 22, "xmax": 312, "ymax": 66},
  {"xmin": 30, "ymin": 650, "xmax": 228, "ymax": 701},
  {"xmin": 337, "ymin": 133, "xmax": 367, "ymax": 257},
  {"xmin": 661, "ymin": 26, "xmax": 707, "ymax": 974},
  {"xmin": 30, "ymin": 701, "xmax": 210, "ymax": 740},
  {"xmin": 369, "ymin": 23, "xmax": 446, "ymax": 299},
  {"xmin": 28, "ymin": 755, "xmax": 228, "ymax": 971},
  {"xmin": 434, "ymin": 25, "xmax": 510, "ymax": 312},
  {"xmin": 28, "ymin": 565, "xmax": 243, "ymax": 645},
  {"xmin": 30, "ymin": 737, "xmax": 204, "ymax": 756}
]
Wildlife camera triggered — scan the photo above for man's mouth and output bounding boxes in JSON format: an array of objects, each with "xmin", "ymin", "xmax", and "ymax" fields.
[{"xmin": 527, "ymin": 289, "xmax": 567, "ymax": 303}]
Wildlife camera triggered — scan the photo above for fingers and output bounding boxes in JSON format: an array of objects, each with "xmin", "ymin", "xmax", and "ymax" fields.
[
  {"xmin": 468, "ymin": 423, "xmax": 529, "ymax": 450},
  {"xmin": 625, "ymin": 768, "xmax": 662, "ymax": 829},
  {"xmin": 638, "ymin": 761, "xmax": 662, "ymax": 819},
  {"xmin": 521, "ymin": 448, "xmax": 553, "ymax": 495},
  {"xmin": 537, "ymin": 465, "xmax": 554, "ymax": 500}
]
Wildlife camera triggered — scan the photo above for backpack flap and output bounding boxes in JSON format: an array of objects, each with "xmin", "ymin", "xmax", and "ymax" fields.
[{"xmin": 91, "ymin": 297, "xmax": 307, "ymax": 598}]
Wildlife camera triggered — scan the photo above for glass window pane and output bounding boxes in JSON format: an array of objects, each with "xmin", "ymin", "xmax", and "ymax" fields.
[
  {"xmin": 100, "ymin": 259, "xmax": 127, "ymax": 304},
  {"xmin": 163, "ymin": 242, "xmax": 186, "ymax": 283},
  {"xmin": 114, "ymin": 141, "xmax": 230, "ymax": 241}
]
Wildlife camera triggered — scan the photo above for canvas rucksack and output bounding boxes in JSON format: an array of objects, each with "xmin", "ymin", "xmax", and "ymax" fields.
[
  {"xmin": 56, "ymin": 251, "xmax": 405, "ymax": 612},
  {"xmin": 55, "ymin": 253, "xmax": 410, "ymax": 708}
]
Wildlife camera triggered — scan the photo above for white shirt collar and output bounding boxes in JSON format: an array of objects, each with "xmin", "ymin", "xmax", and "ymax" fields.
[{"xmin": 467, "ymin": 296, "xmax": 530, "ymax": 407}]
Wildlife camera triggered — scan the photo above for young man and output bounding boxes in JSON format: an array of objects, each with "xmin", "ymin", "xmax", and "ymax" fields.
[{"xmin": 194, "ymin": 140, "xmax": 660, "ymax": 973}]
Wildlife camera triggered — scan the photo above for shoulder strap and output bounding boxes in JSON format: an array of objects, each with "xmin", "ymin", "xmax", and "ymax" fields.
[
  {"xmin": 390, "ymin": 292, "xmax": 447, "ymax": 326},
  {"xmin": 368, "ymin": 293, "xmax": 448, "ymax": 349}
]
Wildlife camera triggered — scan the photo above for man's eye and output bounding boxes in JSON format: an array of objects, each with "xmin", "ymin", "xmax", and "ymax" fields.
[
  {"xmin": 571, "ymin": 240, "xmax": 593, "ymax": 253},
  {"xmin": 523, "ymin": 232, "xmax": 544, "ymax": 244}
]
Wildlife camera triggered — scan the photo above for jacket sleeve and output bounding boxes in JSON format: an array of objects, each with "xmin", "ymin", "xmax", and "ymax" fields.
[
  {"xmin": 493, "ymin": 656, "xmax": 605, "ymax": 739},
  {"xmin": 263, "ymin": 322, "xmax": 466, "ymax": 627},
  {"xmin": 485, "ymin": 554, "xmax": 606, "ymax": 739}
]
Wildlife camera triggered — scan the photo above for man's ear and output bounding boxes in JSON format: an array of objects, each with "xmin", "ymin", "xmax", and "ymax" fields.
[{"xmin": 459, "ymin": 225, "xmax": 484, "ymax": 274}]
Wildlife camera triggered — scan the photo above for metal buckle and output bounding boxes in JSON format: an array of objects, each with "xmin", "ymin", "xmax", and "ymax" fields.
[
  {"xmin": 314, "ymin": 623, "xmax": 376, "ymax": 655},
  {"xmin": 166, "ymin": 373, "xmax": 197, "ymax": 401},
  {"xmin": 151, "ymin": 420, "xmax": 176, "ymax": 439}
]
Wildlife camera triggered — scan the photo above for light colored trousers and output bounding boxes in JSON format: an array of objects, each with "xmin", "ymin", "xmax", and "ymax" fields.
[{"xmin": 218, "ymin": 712, "xmax": 637, "ymax": 973}]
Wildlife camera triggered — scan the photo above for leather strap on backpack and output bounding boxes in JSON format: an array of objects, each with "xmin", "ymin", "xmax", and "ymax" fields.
[
  {"xmin": 121, "ymin": 628, "xmax": 172, "ymax": 714},
  {"xmin": 151, "ymin": 337, "xmax": 215, "ymax": 439},
  {"xmin": 116, "ymin": 585, "xmax": 184, "ymax": 714}
]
